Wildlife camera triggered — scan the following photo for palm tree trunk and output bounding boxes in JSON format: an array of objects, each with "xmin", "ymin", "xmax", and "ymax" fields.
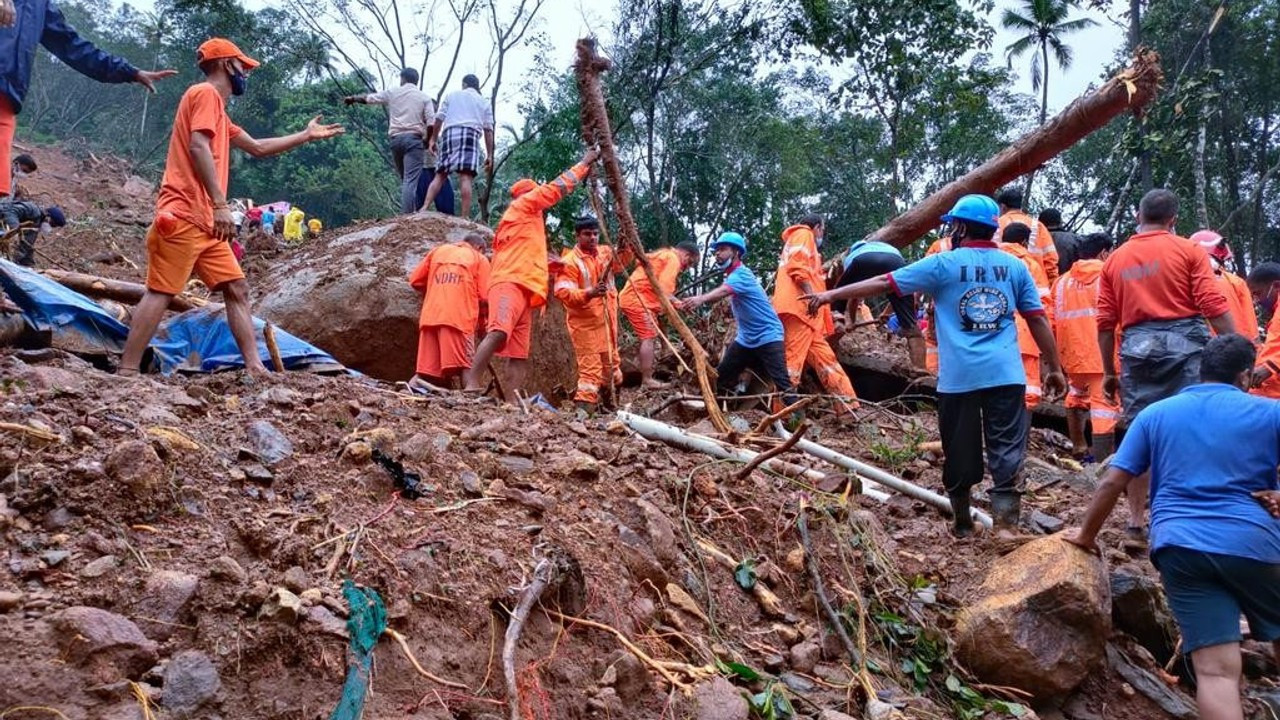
[{"xmin": 1025, "ymin": 38, "xmax": 1051, "ymax": 200}]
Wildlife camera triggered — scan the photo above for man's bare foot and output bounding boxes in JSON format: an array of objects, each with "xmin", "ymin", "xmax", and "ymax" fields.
[{"xmin": 116, "ymin": 367, "xmax": 140, "ymax": 377}]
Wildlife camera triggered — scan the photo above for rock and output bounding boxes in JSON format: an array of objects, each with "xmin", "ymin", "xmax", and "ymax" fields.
[
  {"xmin": 501, "ymin": 486, "xmax": 556, "ymax": 513},
  {"xmin": 304, "ymin": 605, "xmax": 348, "ymax": 637},
  {"xmin": 459, "ymin": 469, "xmax": 483, "ymax": 497},
  {"xmin": 138, "ymin": 405, "xmax": 183, "ymax": 426},
  {"xmin": 162, "ymin": 650, "xmax": 221, "ymax": 717},
  {"xmin": 763, "ymin": 654, "xmax": 786, "ymax": 673},
  {"xmin": 44, "ymin": 506, "xmax": 75, "ymax": 530},
  {"xmin": 1110, "ymin": 568, "xmax": 1177, "ymax": 663},
  {"xmin": 135, "ymin": 570, "xmax": 199, "ymax": 641},
  {"xmin": 609, "ymin": 651, "xmax": 649, "ymax": 704},
  {"xmin": 282, "ymin": 566, "xmax": 310, "ymax": 593},
  {"xmin": 399, "ymin": 433, "xmax": 436, "ymax": 463},
  {"xmin": 241, "ymin": 463, "xmax": 274, "ymax": 485},
  {"xmin": 789, "ymin": 640, "xmax": 822, "ymax": 675},
  {"xmin": 105, "ymin": 440, "xmax": 165, "ymax": 504},
  {"xmin": 258, "ymin": 588, "xmax": 303, "ymax": 623},
  {"xmin": 818, "ymin": 711, "xmax": 858, "ymax": 720},
  {"xmin": 691, "ymin": 676, "xmax": 748, "ymax": 720},
  {"xmin": 245, "ymin": 421, "xmax": 293, "ymax": 466},
  {"xmin": 1106, "ymin": 644, "xmax": 1195, "ymax": 719},
  {"xmin": 41, "ymin": 550, "xmax": 70, "ymax": 567},
  {"xmin": 0, "ymin": 590, "xmax": 22, "ymax": 612},
  {"xmin": 955, "ymin": 536, "xmax": 1110, "ymax": 702},
  {"xmin": 208, "ymin": 556, "xmax": 247, "ymax": 584},
  {"xmin": 261, "ymin": 386, "xmax": 300, "ymax": 407},
  {"xmin": 1030, "ymin": 510, "xmax": 1065, "ymax": 534},
  {"xmin": 81, "ymin": 555, "xmax": 120, "ymax": 579},
  {"xmin": 635, "ymin": 499, "xmax": 678, "ymax": 566},
  {"xmin": 50, "ymin": 606, "xmax": 158, "ymax": 680},
  {"xmin": 779, "ymin": 672, "xmax": 814, "ymax": 693},
  {"xmin": 555, "ymin": 450, "xmax": 602, "ymax": 482}
]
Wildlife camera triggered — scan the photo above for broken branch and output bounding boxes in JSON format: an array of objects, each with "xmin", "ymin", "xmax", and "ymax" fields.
[
  {"xmin": 40, "ymin": 270, "xmax": 206, "ymax": 312},
  {"xmin": 797, "ymin": 502, "xmax": 862, "ymax": 669},
  {"xmin": 503, "ymin": 558, "xmax": 556, "ymax": 720},
  {"xmin": 735, "ymin": 421, "xmax": 809, "ymax": 481}
]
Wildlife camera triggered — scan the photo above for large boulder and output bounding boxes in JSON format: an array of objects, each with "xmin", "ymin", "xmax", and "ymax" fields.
[
  {"xmin": 253, "ymin": 214, "xmax": 577, "ymax": 398},
  {"xmin": 954, "ymin": 536, "xmax": 1110, "ymax": 702},
  {"xmin": 1111, "ymin": 566, "xmax": 1177, "ymax": 663}
]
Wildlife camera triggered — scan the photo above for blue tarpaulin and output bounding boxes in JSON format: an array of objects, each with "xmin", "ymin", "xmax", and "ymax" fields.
[{"xmin": 0, "ymin": 259, "xmax": 345, "ymax": 374}]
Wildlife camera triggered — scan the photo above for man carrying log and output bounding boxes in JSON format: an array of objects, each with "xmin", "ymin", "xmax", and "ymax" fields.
[
  {"xmin": 554, "ymin": 216, "xmax": 629, "ymax": 412},
  {"xmin": 462, "ymin": 147, "xmax": 599, "ymax": 400},
  {"xmin": 1097, "ymin": 189, "xmax": 1235, "ymax": 540},
  {"xmin": 1068, "ymin": 334, "xmax": 1280, "ymax": 720},
  {"xmin": 995, "ymin": 188, "xmax": 1059, "ymax": 283},
  {"xmin": 676, "ymin": 232, "xmax": 797, "ymax": 410},
  {"xmin": 618, "ymin": 240, "xmax": 699, "ymax": 388},
  {"xmin": 408, "ymin": 231, "xmax": 489, "ymax": 390},
  {"xmin": 118, "ymin": 38, "xmax": 344, "ymax": 376},
  {"xmin": 772, "ymin": 215, "xmax": 859, "ymax": 413},
  {"xmin": 804, "ymin": 195, "xmax": 1065, "ymax": 536}
]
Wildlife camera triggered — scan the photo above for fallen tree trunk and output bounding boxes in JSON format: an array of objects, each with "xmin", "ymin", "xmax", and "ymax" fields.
[
  {"xmin": 576, "ymin": 38, "xmax": 731, "ymax": 433},
  {"xmin": 40, "ymin": 270, "xmax": 206, "ymax": 313},
  {"xmin": 872, "ymin": 49, "xmax": 1163, "ymax": 248}
]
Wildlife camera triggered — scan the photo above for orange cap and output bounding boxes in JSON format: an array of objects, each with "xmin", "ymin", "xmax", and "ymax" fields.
[
  {"xmin": 196, "ymin": 38, "xmax": 260, "ymax": 69},
  {"xmin": 510, "ymin": 178, "xmax": 537, "ymax": 198}
]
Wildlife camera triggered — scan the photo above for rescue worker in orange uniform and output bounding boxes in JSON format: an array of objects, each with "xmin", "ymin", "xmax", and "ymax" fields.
[
  {"xmin": 555, "ymin": 216, "xmax": 631, "ymax": 411},
  {"xmin": 1000, "ymin": 222, "xmax": 1051, "ymax": 409},
  {"xmin": 619, "ymin": 240, "xmax": 700, "ymax": 388},
  {"xmin": 1192, "ymin": 230, "xmax": 1258, "ymax": 343},
  {"xmin": 408, "ymin": 232, "xmax": 489, "ymax": 390},
  {"xmin": 463, "ymin": 147, "xmax": 599, "ymax": 400},
  {"xmin": 996, "ymin": 187, "xmax": 1059, "ymax": 283},
  {"xmin": 1051, "ymin": 231, "xmax": 1120, "ymax": 460},
  {"xmin": 921, "ymin": 232, "xmax": 952, "ymax": 374},
  {"xmin": 771, "ymin": 214, "xmax": 859, "ymax": 412},
  {"xmin": 1246, "ymin": 262, "xmax": 1280, "ymax": 398}
]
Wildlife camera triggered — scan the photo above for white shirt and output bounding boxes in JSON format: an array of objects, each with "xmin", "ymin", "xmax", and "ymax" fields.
[
  {"xmin": 366, "ymin": 84, "xmax": 435, "ymax": 137},
  {"xmin": 436, "ymin": 88, "xmax": 494, "ymax": 132}
]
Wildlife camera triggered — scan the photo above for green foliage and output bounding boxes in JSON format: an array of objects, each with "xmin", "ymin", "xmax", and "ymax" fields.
[{"xmin": 747, "ymin": 681, "xmax": 795, "ymax": 720}]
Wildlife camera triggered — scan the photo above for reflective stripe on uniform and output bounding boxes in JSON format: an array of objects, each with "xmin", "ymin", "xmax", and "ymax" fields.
[
  {"xmin": 1026, "ymin": 220, "xmax": 1047, "ymax": 254},
  {"xmin": 1091, "ymin": 408, "xmax": 1119, "ymax": 420},
  {"xmin": 1026, "ymin": 385, "xmax": 1042, "ymax": 397},
  {"xmin": 574, "ymin": 256, "xmax": 593, "ymax": 288},
  {"xmin": 554, "ymin": 280, "xmax": 576, "ymax": 293},
  {"xmin": 1057, "ymin": 308, "xmax": 1097, "ymax": 320}
]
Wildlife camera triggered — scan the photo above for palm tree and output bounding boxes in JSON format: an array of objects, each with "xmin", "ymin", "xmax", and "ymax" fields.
[{"xmin": 1002, "ymin": 0, "xmax": 1099, "ymax": 126}]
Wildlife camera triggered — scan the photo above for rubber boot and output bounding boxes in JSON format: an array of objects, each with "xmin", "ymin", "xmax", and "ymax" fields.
[
  {"xmin": 1092, "ymin": 432, "xmax": 1115, "ymax": 466},
  {"xmin": 990, "ymin": 492, "xmax": 1022, "ymax": 531},
  {"xmin": 949, "ymin": 489, "xmax": 975, "ymax": 538}
]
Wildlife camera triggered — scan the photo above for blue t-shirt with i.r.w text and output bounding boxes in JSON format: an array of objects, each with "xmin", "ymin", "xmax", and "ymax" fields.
[
  {"xmin": 888, "ymin": 244, "xmax": 1043, "ymax": 393},
  {"xmin": 723, "ymin": 263, "xmax": 784, "ymax": 348},
  {"xmin": 1111, "ymin": 383, "xmax": 1280, "ymax": 564}
]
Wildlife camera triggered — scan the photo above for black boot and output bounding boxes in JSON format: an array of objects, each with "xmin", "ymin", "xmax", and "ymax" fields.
[
  {"xmin": 949, "ymin": 489, "xmax": 975, "ymax": 538},
  {"xmin": 1092, "ymin": 433, "xmax": 1116, "ymax": 466},
  {"xmin": 990, "ymin": 492, "xmax": 1022, "ymax": 531}
]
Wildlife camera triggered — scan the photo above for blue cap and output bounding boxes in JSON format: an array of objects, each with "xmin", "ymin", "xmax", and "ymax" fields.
[
  {"xmin": 941, "ymin": 194, "xmax": 1000, "ymax": 228},
  {"xmin": 713, "ymin": 231, "xmax": 747, "ymax": 255}
]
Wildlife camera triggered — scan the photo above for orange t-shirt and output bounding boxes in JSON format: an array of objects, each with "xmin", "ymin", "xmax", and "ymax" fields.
[
  {"xmin": 1215, "ymin": 271, "xmax": 1258, "ymax": 342},
  {"xmin": 1051, "ymin": 259, "xmax": 1106, "ymax": 375},
  {"xmin": 997, "ymin": 211, "xmax": 1059, "ymax": 283},
  {"xmin": 409, "ymin": 242, "xmax": 490, "ymax": 332},
  {"xmin": 620, "ymin": 248, "xmax": 681, "ymax": 312},
  {"xmin": 488, "ymin": 163, "xmax": 590, "ymax": 306},
  {"xmin": 1097, "ymin": 230, "xmax": 1231, "ymax": 332},
  {"xmin": 156, "ymin": 83, "xmax": 243, "ymax": 234},
  {"xmin": 1252, "ymin": 310, "xmax": 1280, "ymax": 399},
  {"xmin": 772, "ymin": 224, "xmax": 833, "ymax": 333},
  {"xmin": 1002, "ymin": 243, "xmax": 1050, "ymax": 358}
]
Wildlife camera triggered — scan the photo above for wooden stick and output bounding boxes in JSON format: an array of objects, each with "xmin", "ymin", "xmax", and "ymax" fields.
[
  {"xmin": 384, "ymin": 628, "xmax": 469, "ymax": 689},
  {"xmin": 262, "ymin": 323, "xmax": 285, "ymax": 373},
  {"xmin": 486, "ymin": 361, "xmax": 507, "ymax": 401},
  {"xmin": 504, "ymin": 559, "xmax": 556, "ymax": 720},
  {"xmin": 869, "ymin": 50, "xmax": 1163, "ymax": 248},
  {"xmin": 0, "ymin": 422, "xmax": 61, "ymax": 443},
  {"xmin": 546, "ymin": 609, "xmax": 712, "ymax": 692},
  {"xmin": 797, "ymin": 501, "xmax": 862, "ymax": 668},
  {"xmin": 735, "ymin": 422, "xmax": 809, "ymax": 481},
  {"xmin": 574, "ymin": 38, "xmax": 730, "ymax": 433},
  {"xmin": 39, "ymin": 269, "xmax": 206, "ymax": 312},
  {"xmin": 751, "ymin": 397, "xmax": 818, "ymax": 435}
]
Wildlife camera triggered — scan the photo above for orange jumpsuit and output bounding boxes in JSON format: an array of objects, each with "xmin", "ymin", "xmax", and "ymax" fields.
[
  {"xmin": 1050, "ymin": 259, "xmax": 1119, "ymax": 435},
  {"xmin": 772, "ymin": 224, "xmax": 858, "ymax": 408},
  {"xmin": 487, "ymin": 163, "xmax": 589, "ymax": 359},
  {"xmin": 997, "ymin": 211, "xmax": 1059, "ymax": 284},
  {"xmin": 554, "ymin": 244, "xmax": 628, "ymax": 404},
  {"xmin": 1002, "ymin": 243, "xmax": 1050, "ymax": 408},
  {"xmin": 1213, "ymin": 270, "xmax": 1258, "ymax": 343},
  {"xmin": 1252, "ymin": 310, "xmax": 1280, "ymax": 399},
  {"xmin": 921, "ymin": 236, "xmax": 952, "ymax": 374},
  {"xmin": 620, "ymin": 248, "xmax": 682, "ymax": 340},
  {"xmin": 409, "ymin": 242, "xmax": 490, "ymax": 378}
]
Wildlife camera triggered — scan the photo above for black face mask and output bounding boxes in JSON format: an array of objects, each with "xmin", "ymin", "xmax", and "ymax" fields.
[{"xmin": 229, "ymin": 64, "xmax": 247, "ymax": 96}]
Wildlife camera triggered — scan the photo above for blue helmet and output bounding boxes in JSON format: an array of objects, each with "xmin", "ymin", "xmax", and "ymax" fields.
[
  {"xmin": 941, "ymin": 194, "xmax": 1000, "ymax": 228},
  {"xmin": 713, "ymin": 231, "xmax": 747, "ymax": 255}
]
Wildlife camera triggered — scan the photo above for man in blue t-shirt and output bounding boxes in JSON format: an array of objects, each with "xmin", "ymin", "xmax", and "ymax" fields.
[
  {"xmin": 677, "ymin": 232, "xmax": 796, "ymax": 408},
  {"xmin": 805, "ymin": 195, "xmax": 1065, "ymax": 535},
  {"xmin": 1068, "ymin": 334, "xmax": 1280, "ymax": 720},
  {"xmin": 839, "ymin": 239, "xmax": 925, "ymax": 369}
]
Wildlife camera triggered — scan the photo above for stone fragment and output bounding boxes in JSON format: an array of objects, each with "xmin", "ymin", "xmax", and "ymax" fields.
[
  {"xmin": 258, "ymin": 588, "xmax": 303, "ymax": 624},
  {"xmin": 50, "ymin": 606, "xmax": 158, "ymax": 680},
  {"xmin": 162, "ymin": 650, "xmax": 221, "ymax": 717},
  {"xmin": 789, "ymin": 640, "xmax": 822, "ymax": 675},
  {"xmin": 955, "ymin": 536, "xmax": 1110, "ymax": 702},
  {"xmin": 246, "ymin": 421, "xmax": 293, "ymax": 466},
  {"xmin": 282, "ymin": 566, "xmax": 310, "ymax": 593},
  {"xmin": 691, "ymin": 676, "xmax": 748, "ymax": 720},
  {"xmin": 208, "ymin": 556, "xmax": 247, "ymax": 584},
  {"xmin": 81, "ymin": 555, "xmax": 120, "ymax": 579},
  {"xmin": 135, "ymin": 570, "xmax": 200, "ymax": 641},
  {"xmin": 105, "ymin": 440, "xmax": 165, "ymax": 504}
]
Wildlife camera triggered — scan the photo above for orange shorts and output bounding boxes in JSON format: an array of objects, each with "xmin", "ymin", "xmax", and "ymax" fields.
[
  {"xmin": 0, "ymin": 96, "xmax": 14, "ymax": 197},
  {"xmin": 621, "ymin": 298, "xmax": 660, "ymax": 341},
  {"xmin": 416, "ymin": 325, "xmax": 474, "ymax": 378},
  {"xmin": 487, "ymin": 282, "xmax": 533, "ymax": 360},
  {"xmin": 145, "ymin": 213, "xmax": 244, "ymax": 295}
]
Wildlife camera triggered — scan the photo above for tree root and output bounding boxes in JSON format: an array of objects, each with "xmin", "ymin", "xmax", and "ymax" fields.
[
  {"xmin": 797, "ymin": 501, "xmax": 862, "ymax": 671},
  {"xmin": 734, "ymin": 422, "xmax": 808, "ymax": 480},
  {"xmin": 503, "ymin": 558, "xmax": 556, "ymax": 720},
  {"xmin": 546, "ymin": 609, "xmax": 715, "ymax": 693}
]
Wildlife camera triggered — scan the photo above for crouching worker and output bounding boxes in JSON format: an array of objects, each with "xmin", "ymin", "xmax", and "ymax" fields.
[
  {"xmin": 0, "ymin": 201, "xmax": 65, "ymax": 266},
  {"xmin": 1068, "ymin": 334, "xmax": 1280, "ymax": 720},
  {"xmin": 676, "ymin": 232, "xmax": 797, "ymax": 410},
  {"xmin": 804, "ymin": 195, "xmax": 1065, "ymax": 536},
  {"xmin": 408, "ymin": 232, "xmax": 489, "ymax": 390}
]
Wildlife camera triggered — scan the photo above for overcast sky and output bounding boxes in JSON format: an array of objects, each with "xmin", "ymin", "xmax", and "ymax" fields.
[{"xmin": 123, "ymin": 0, "xmax": 1126, "ymax": 120}]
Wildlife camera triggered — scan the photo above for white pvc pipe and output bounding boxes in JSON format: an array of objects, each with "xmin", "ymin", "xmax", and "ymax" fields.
[
  {"xmin": 617, "ymin": 411, "xmax": 892, "ymax": 503},
  {"xmin": 774, "ymin": 422, "xmax": 993, "ymax": 529}
]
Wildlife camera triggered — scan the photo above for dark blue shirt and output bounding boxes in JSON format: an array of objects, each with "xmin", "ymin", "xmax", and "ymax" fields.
[
  {"xmin": 722, "ymin": 262, "xmax": 783, "ymax": 348},
  {"xmin": 0, "ymin": 0, "xmax": 139, "ymax": 112},
  {"xmin": 1112, "ymin": 383, "xmax": 1280, "ymax": 563}
]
